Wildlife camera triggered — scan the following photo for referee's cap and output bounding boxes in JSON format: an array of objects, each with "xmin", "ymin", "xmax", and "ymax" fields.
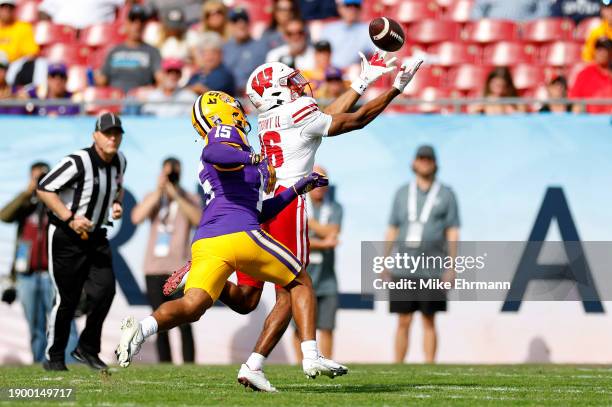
[{"xmin": 95, "ymin": 112, "xmax": 124, "ymax": 134}]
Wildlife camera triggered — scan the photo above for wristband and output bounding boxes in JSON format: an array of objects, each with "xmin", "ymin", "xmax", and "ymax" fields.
[
  {"xmin": 250, "ymin": 153, "xmax": 262, "ymax": 165},
  {"xmin": 350, "ymin": 78, "xmax": 368, "ymax": 95},
  {"xmin": 65, "ymin": 212, "xmax": 74, "ymax": 224}
]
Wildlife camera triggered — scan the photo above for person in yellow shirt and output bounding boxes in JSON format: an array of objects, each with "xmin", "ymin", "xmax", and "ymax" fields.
[
  {"xmin": 0, "ymin": 0, "xmax": 39, "ymax": 63},
  {"xmin": 583, "ymin": 1, "xmax": 612, "ymax": 62}
]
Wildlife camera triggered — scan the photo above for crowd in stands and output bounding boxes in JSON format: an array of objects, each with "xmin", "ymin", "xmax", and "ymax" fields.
[{"xmin": 0, "ymin": 0, "xmax": 610, "ymax": 115}]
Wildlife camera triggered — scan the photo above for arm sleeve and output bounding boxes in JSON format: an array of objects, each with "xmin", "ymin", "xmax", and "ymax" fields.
[
  {"xmin": 444, "ymin": 189, "xmax": 460, "ymax": 229},
  {"xmin": 0, "ymin": 192, "xmax": 31, "ymax": 223},
  {"xmin": 202, "ymin": 142, "xmax": 252, "ymax": 166},
  {"xmin": 38, "ymin": 156, "xmax": 80, "ymax": 192},
  {"xmin": 258, "ymin": 187, "xmax": 298, "ymax": 223},
  {"xmin": 301, "ymin": 110, "xmax": 333, "ymax": 140}
]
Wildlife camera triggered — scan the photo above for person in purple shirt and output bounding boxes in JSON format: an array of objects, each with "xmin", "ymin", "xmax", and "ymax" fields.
[{"xmin": 21, "ymin": 63, "xmax": 79, "ymax": 116}]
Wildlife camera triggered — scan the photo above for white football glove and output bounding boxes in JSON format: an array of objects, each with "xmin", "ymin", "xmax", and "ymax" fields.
[
  {"xmin": 393, "ymin": 58, "xmax": 424, "ymax": 93},
  {"xmin": 351, "ymin": 51, "xmax": 397, "ymax": 95}
]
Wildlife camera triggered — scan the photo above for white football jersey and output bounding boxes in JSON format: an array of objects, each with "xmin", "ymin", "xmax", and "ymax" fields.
[{"xmin": 257, "ymin": 96, "xmax": 333, "ymax": 188}]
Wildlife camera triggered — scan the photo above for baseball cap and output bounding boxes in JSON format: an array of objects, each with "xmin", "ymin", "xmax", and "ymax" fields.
[
  {"xmin": 163, "ymin": 8, "xmax": 186, "ymax": 30},
  {"xmin": 325, "ymin": 67, "xmax": 343, "ymax": 81},
  {"xmin": 594, "ymin": 37, "xmax": 612, "ymax": 50},
  {"xmin": 162, "ymin": 58, "xmax": 184, "ymax": 71},
  {"xmin": 601, "ymin": 0, "xmax": 611, "ymax": 7},
  {"xmin": 48, "ymin": 63, "xmax": 67, "ymax": 77},
  {"xmin": 128, "ymin": 4, "xmax": 149, "ymax": 21},
  {"xmin": 343, "ymin": 0, "xmax": 362, "ymax": 6},
  {"xmin": 0, "ymin": 0, "xmax": 16, "ymax": 6},
  {"xmin": 314, "ymin": 40, "xmax": 332, "ymax": 52},
  {"xmin": 415, "ymin": 145, "xmax": 436, "ymax": 161},
  {"xmin": 95, "ymin": 112, "xmax": 124, "ymax": 134},
  {"xmin": 228, "ymin": 7, "xmax": 249, "ymax": 22}
]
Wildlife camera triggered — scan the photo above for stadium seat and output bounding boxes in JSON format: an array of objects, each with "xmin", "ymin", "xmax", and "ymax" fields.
[
  {"xmin": 482, "ymin": 42, "xmax": 537, "ymax": 66},
  {"xmin": 575, "ymin": 17, "xmax": 602, "ymax": 41},
  {"xmin": 541, "ymin": 41, "xmax": 582, "ymax": 66},
  {"xmin": 34, "ymin": 22, "xmax": 77, "ymax": 47},
  {"xmin": 80, "ymin": 23, "xmax": 125, "ymax": 48},
  {"xmin": 142, "ymin": 21, "xmax": 163, "ymax": 47},
  {"xmin": 443, "ymin": 0, "xmax": 475, "ymax": 23},
  {"xmin": 522, "ymin": 18, "xmax": 575, "ymax": 43},
  {"xmin": 415, "ymin": 87, "xmax": 452, "ymax": 113},
  {"xmin": 43, "ymin": 43, "xmax": 91, "ymax": 65},
  {"xmin": 88, "ymin": 45, "xmax": 113, "ymax": 70},
  {"xmin": 392, "ymin": 0, "xmax": 439, "ymax": 24},
  {"xmin": 448, "ymin": 64, "xmax": 490, "ymax": 93},
  {"xmin": 511, "ymin": 64, "xmax": 547, "ymax": 91},
  {"xmin": 427, "ymin": 42, "xmax": 479, "ymax": 66},
  {"xmin": 79, "ymin": 87, "xmax": 125, "ymax": 114},
  {"xmin": 230, "ymin": 0, "xmax": 273, "ymax": 23},
  {"xmin": 66, "ymin": 65, "xmax": 89, "ymax": 93},
  {"xmin": 406, "ymin": 19, "xmax": 462, "ymax": 45},
  {"xmin": 401, "ymin": 65, "xmax": 444, "ymax": 96},
  {"xmin": 16, "ymin": 0, "xmax": 38, "ymax": 23},
  {"xmin": 464, "ymin": 19, "xmax": 519, "ymax": 43}
]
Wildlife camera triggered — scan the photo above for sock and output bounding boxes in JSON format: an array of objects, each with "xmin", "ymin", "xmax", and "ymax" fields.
[
  {"xmin": 301, "ymin": 340, "xmax": 319, "ymax": 360},
  {"xmin": 139, "ymin": 316, "xmax": 158, "ymax": 339},
  {"xmin": 246, "ymin": 352, "xmax": 266, "ymax": 371}
]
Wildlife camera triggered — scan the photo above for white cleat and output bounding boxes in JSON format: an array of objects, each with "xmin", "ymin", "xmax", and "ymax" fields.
[
  {"xmin": 237, "ymin": 364, "xmax": 278, "ymax": 392},
  {"xmin": 302, "ymin": 356, "xmax": 349, "ymax": 379},
  {"xmin": 115, "ymin": 316, "xmax": 144, "ymax": 368}
]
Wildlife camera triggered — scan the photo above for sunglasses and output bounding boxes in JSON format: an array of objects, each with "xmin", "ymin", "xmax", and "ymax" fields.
[{"xmin": 286, "ymin": 30, "xmax": 305, "ymax": 37}]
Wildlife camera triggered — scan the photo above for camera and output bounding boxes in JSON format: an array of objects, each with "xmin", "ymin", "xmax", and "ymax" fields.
[{"xmin": 167, "ymin": 171, "xmax": 179, "ymax": 184}]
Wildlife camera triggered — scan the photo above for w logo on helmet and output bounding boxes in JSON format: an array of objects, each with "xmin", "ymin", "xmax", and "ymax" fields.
[{"xmin": 251, "ymin": 67, "xmax": 274, "ymax": 96}]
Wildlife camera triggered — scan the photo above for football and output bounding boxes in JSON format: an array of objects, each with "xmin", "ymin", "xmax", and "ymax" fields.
[{"xmin": 368, "ymin": 17, "xmax": 405, "ymax": 52}]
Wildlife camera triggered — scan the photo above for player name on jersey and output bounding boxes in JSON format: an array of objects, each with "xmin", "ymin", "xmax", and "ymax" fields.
[{"xmin": 259, "ymin": 115, "xmax": 282, "ymax": 132}]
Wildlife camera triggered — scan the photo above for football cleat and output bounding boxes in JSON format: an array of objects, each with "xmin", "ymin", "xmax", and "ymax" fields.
[
  {"xmin": 115, "ymin": 316, "xmax": 144, "ymax": 368},
  {"xmin": 237, "ymin": 364, "xmax": 278, "ymax": 392},
  {"xmin": 163, "ymin": 261, "xmax": 191, "ymax": 297},
  {"xmin": 302, "ymin": 356, "xmax": 349, "ymax": 379}
]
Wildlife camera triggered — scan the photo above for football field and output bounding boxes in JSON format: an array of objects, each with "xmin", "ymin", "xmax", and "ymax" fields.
[{"xmin": 1, "ymin": 364, "xmax": 611, "ymax": 406}]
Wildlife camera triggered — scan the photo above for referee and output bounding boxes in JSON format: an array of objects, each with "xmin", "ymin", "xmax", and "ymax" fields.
[{"xmin": 37, "ymin": 112, "xmax": 127, "ymax": 371}]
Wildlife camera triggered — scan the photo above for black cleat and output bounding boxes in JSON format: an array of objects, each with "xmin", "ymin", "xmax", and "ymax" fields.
[
  {"xmin": 71, "ymin": 347, "xmax": 108, "ymax": 370},
  {"xmin": 43, "ymin": 360, "xmax": 68, "ymax": 371}
]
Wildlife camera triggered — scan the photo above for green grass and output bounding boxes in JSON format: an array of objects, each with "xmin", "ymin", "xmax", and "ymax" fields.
[{"xmin": 1, "ymin": 364, "xmax": 611, "ymax": 406}]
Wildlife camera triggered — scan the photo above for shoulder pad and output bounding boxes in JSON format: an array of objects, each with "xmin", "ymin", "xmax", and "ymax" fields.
[{"xmin": 289, "ymin": 97, "xmax": 320, "ymax": 126}]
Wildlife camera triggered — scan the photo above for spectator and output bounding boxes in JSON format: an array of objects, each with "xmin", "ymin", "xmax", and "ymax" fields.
[
  {"xmin": 468, "ymin": 67, "xmax": 526, "ymax": 114},
  {"xmin": 292, "ymin": 165, "xmax": 342, "ymax": 360},
  {"xmin": 0, "ymin": 0, "xmax": 39, "ymax": 63},
  {"xmin": 582, "ymin": 1, "xmax": 612, "ymax": 62},
  {"xmin": 0, "ymin": 53, "xmax": 19, "ymax": 114},
  {"xmin": 188, "ymin": 32, "xmax": 235, "ymax": 95},
  {"xmin": 471, "ymin": 0, "xmax": 550, "ymax": 20},
  {"xmin": 131, "ymin": 157, "xmax": 200, "ymax": 364},
  {"xmin": 299, "ymin": 0, "xmax": 339, "ymax": 20},
  {"xmin": 141, "ymin": 58, "xmax": 196, "ymax": 117},
  {"xmin": 146, "ymin": 0, "xmax": 203, "ymax": 26},
  {"xmin": 95, "ymin": 5, "xmax": 162, "ymax": 93},
  {"xmin": 20, "ymin": 63, "xmax": 80, "ymax": 116},
  {"xmin": 550, "ymin": 0, "xmax": 601, "ymax": 23},
  {"xmin": 316, "ymin": 67, "xmax": 348, "ymax": 100},
  {"xmin": 159, "ymin": 8, "xmax": 190, "ymax": 61},
  {"xmin": 186, "ymin": 0, "xmax": 229, "ymax": 51},
  {"xmin": 223, "ymin": 8, "xmax": 268, "ymax": 92},
  {"xmin": 266, "ymin": 18, "xmax": 315, "ymax": 71},
  {"xmin": 540, "ymin": 76, "xmax": 572, "ymax": 113},
  {"xmin": 385, "ymin": 145, "xmax": 460, "ymax": 364},
  {"xmin": 0, "ymin": 162, "xmax": 78, "ymax": 364},
  {"xmin": 260, "ymin": 0, "xmax": 300, "ymax": 50},
  {"xmin": 570, "ymin": 37, "xmax": 612, "ymax": 113},
  {"xmin": 319, "ymin": 0, "xmax": 373, "ymax": 69},
  {"xmin": 302, "ymin": 40, "xmax": 334, "ymax": 89},
  {"xmin": 38, "ymin": 0, "xmax": 127, "ymax": 30}
]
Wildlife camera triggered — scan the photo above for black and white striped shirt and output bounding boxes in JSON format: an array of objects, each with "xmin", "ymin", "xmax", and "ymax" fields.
[{"xmin": 38, "ymin": 146, "xmax": 127, "ymax": 230}]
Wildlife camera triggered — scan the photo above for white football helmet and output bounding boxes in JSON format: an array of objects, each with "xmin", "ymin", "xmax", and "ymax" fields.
[{"xmin": 246, "ymin": 62, "xmax": 311, "ymax": 112}]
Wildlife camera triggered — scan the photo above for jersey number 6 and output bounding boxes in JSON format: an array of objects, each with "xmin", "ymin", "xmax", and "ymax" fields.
[{"xmin": 260, "ymin": 131, "xmax": 284, "ymax": 168}]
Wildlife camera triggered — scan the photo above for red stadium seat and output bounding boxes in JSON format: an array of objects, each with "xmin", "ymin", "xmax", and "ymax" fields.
[
  {"xmin": 575, "ymin": 17, "xmax": 602, "ymax": 41},
  {"xmin": 230, "ymin": 0, "xmax": 273, "ymax": 23},
  {"xmin": 88, "ymin": 45, "xmax": 113, "ymax": 70},
  {"xmin": 427, "ymin": 42, "xmax": 479, "ymax": 66},
  {"xmin": 464, "ymin": 19, "xmax": 519, "ymax": 43},
  {"xmin": 511, "ymin": 64, "xmax": 547, "ymax": 91},
  {"xmin": 448, "ymin": 64, "xmax": 490, "ymax": 93},
  {"xmin": 43, "ymin": 43, "xmax": 91, "ymax": 65},
  {"xmin": 16, "ymin": 0, "xmax": 38, "ymax": 23},
  {"xmin": 406, "ymin": 19, "xmax": 462, "ymax": 45},
  {"xmin": 80, "ymin": 23, "xmax": 125, "ymax": 48},
  {"xmin": 415, "ymin": 87, "xmax": 452, "ymax": 113},
  {"xmin": 443, "ymin": 0, "xmax": 474, "ymax": 23},
  {"xmin": 392, "ymin": 0, "xmax": 439, "ymax": 24},
  {"xmin": 34, "ymin": 22, "xmax": 77, "ymax": 47},
  {"xmin": 401, "ymin": 65, "xmax": 444, "ymax": 96},
  {"xmin": 80, "ymin": 87, "xmax": 125, "ymax": 114},
  {"xmin": 482, "ymin": 42, "xmax": 537, "ymax": 66},
  {"xmin": 522, "ymin": 18, "xmax": 575, "ymax": 43},
  {"xmin": 541, "ymin": 41, "xmax": 582, "ymax": 66},
  {"xmin": 66, "ymin": 65, "xmax": 89, "ymax": 93}
]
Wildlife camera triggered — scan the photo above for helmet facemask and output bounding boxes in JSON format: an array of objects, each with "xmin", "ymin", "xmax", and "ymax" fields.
[{"xmin": 279, "ymin": 70, "xmax": 312, "ymax": 101}]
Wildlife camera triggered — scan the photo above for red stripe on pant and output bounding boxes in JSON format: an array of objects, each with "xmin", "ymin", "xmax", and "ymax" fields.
[{"xmin": 236, "ymin": 185, "xmax": 308, "ymax": 289}]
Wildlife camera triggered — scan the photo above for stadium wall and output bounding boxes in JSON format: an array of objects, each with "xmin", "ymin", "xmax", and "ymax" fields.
[{"xmin": 1, "ymin": 114, "xmax": 611, "ymax": 365}]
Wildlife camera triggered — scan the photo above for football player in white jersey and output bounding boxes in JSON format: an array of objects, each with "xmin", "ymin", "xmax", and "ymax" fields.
[{"xmin": 164, "ymin": 52, "xmax": 423, "ymax": 391}]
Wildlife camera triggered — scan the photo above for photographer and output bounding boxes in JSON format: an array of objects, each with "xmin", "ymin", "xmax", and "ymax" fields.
[
  {"xmin": 0, "ymin": 162, "xmax": 77, "ymax": 363},
  {"xmin": 131, "ymin": 157, "xmax": 201, "ymax": 363}
]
